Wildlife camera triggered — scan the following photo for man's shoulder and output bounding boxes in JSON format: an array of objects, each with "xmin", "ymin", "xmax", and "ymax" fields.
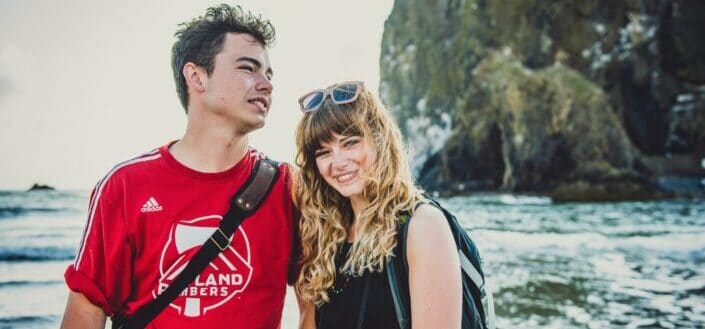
[
  {"xmin": 94, "ymin": 147, "xmax": 164, "ymax": 189},
  {"xmin": 109, "ymin": 148, "xmax": 163, "ymax": 175},
  {"xmin": 247, "ymin": 148, "xmax": 293, "ymax": 172}
]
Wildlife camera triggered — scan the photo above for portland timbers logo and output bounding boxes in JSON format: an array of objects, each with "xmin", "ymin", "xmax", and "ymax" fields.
[{"xmin": 154, "ymin": 215, "xmax": 253, "ymax": 317}]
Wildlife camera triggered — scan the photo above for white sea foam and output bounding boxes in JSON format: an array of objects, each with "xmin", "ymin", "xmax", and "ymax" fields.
[
  {"xmin": 499, "ymin": 194, "xmax": 552, "ymax": 206},
  {"xmin": 618, "ymin": 232, "xmax": 705, "ymax": 252},
  {"xmin": 486, "ymin": 230, "xmax": 612, "ymax": 252}
]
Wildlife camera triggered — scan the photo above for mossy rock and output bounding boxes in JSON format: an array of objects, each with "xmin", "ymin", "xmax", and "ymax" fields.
[
  {"xmin": 423, "ymin": 52, "xmax": 653, "ymax": 198},
  {"xmin": 381, "ymin": 0, "xmax": 705, "ymax": 198}
]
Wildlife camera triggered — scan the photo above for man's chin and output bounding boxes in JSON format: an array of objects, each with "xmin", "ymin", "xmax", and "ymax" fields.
[
  {"xmin": 253, "ymin": 117, "xmax": 266, "ymax": 129},
  {"xmin": 240, "ymin": 118, "xmax": 266, "ymax": 133}
]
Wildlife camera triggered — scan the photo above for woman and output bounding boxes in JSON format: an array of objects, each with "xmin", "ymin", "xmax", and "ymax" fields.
[{"xmin": 294, "ymin": 81, "xmax": 462, "ymax": 329}]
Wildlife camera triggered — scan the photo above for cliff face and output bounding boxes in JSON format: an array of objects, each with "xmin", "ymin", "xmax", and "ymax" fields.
[{"xmin": 380, "ymin": 0, "xmax": 705, "ymax": 199}]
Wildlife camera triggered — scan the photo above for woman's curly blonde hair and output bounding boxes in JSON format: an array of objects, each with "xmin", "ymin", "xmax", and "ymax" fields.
[{"xmin": 294, "ymin": 87, "xmax": 423, "ymax": 305}]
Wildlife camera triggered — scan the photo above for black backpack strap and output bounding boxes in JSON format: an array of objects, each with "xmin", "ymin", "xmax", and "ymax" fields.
[
  {"xmin": 113, "ymin": 158, "xmax": 280, "ymax": 329},
  {"xmin": 387, "ymin": 198, "xmax": 488, "ymax": 329},
  {"xmin": 386, "ymin": 257, "xmax": 410, "ymax": 329},
  {"xmin": 387, "ymin": 214, "xmax": 412, "ymax": 329},
  {"xmin": 422, "ymin": 196, "xmax": 491, "ymax": 329}
]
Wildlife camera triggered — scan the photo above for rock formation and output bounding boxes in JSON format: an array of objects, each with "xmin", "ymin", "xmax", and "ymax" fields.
[
  {"xmin": 28, "ymin": 183, "xmax": 55, "ymax": 192},
  {"xmin": 380, "ymin": 0, "xmax": 705, "ymax": 200}
]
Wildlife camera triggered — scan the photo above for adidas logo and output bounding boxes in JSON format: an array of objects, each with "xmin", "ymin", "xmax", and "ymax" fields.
[{"xmin": 141, "ymin": 197, "xmax": 163, "ymax": 213}]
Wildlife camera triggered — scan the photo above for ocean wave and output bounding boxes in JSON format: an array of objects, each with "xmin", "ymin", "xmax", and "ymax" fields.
[
  {"xmin": 0, "ymin": 206, "xmax": 72, "ymax": 218},
  {"xmin": 498, "ymin": 194, "xmax": 553, "ymax": 206},
  {"xmin": 618, "ymin": 233, "xmax": 705, "ymax": 253},
  {"xmin": 483, "ymin": 230, "xmax": 612, "ymax": 252},
  {"xmin": 0, "ymin": 280, "xmax": 61, "ymax": 288},
  {"xmin": 0, "ymin": 247, "xmax": 75, "ymax": 261},
  {"xmin": 447, "ymin": 194, "xmax": 553, "ymax": 206},
  {"xmin": 0, "ymin": 315, "xmax": 56, "ymax": 327}
]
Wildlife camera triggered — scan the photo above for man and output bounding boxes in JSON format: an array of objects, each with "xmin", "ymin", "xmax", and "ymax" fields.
[{"xmin": 61, "ymin": 4, "xmax": 298, "ymax": 328}]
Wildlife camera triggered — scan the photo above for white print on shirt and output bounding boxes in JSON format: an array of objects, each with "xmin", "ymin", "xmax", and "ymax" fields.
[
  {"xmin": 154, "ymin": 215, "xmax": 253, "ymax": 317},
  {"xmin": 140, "ymin": 196, "xmax": 164, "ymax": 213}
]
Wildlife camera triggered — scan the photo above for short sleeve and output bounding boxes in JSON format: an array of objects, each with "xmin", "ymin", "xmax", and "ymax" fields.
[{"xmin": 64, "ymin": 180, "xmax": 133, "ymax": 316}]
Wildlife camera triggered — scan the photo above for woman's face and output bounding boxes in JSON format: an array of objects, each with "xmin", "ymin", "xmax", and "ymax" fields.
[{"xmin": 314, "ymin": 133, "xmax": 376, "ymax": 198}]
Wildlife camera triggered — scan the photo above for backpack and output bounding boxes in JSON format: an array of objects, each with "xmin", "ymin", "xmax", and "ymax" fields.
[{"xmin": 386, "ymin": 197, "xmax": 496, "ymax": 329}]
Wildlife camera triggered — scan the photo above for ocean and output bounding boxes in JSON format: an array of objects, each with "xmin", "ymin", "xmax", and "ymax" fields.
[{"xmin": 0, "ymin": 190, "xmax": 703, "ymax": 328}]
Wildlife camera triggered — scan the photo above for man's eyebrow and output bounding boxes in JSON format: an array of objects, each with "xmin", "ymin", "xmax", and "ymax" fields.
[{"xmin": 236, "ymin": 56, "xmax": 274, "ymax": 76}]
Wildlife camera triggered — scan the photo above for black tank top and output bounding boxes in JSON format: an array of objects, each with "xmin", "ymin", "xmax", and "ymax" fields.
[{"xmin": 315, "ymin": 243, "xmax": 400, "ymax": 329}]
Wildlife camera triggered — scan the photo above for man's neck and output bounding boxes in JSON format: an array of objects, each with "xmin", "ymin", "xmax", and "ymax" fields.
[{"xmin": 170, "ymin": 123, "xmax": 250, "ymax": 173}]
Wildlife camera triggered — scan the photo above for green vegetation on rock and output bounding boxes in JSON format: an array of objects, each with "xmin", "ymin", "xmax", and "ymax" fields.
[{"xmin": 380, "ymin": 0, "xmax": 705, "ymax": 200}]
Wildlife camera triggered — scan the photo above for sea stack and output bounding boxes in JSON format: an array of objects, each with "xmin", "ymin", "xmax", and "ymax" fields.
[{"xmin": 28, "ymin": 183, "xmax": 55, "ymax": 191}]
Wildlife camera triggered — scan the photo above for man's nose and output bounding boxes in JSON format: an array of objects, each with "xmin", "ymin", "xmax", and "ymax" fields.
[{"xmin": 256, "ymin": 76, "xmax": 273, "ymax": 95}]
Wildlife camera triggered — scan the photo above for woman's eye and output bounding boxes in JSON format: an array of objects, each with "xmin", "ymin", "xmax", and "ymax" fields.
[
  {"xmin": 343, "ymin": 139, "xmax": 360, "ymax": 147},
  {"xmin": 315, "ymin": 150, "xmax": 330, "ymax": 158},
  {"xmin": 239, "ymin": 66, "xmax": 254, "ymax": 72}
]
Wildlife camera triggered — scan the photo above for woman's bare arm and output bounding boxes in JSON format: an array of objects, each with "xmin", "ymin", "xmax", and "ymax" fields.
[
  {"xmin": 297, "ymin": 290, "xmax": 317, "ymax": 329},
  {"xmin": 406, "ymin": 204, "xmax": 462, "ymax": 329}
]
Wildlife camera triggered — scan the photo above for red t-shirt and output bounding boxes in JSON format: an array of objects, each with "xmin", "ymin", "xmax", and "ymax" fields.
[{"xmin": 65, "ymin": 144, "xmax": 298, "ymax": 329}]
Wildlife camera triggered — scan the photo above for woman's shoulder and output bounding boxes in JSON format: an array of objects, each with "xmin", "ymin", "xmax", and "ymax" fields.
[
  {"xmin": 408, "ymin": 202, "xmax": 446, "ymax": 226},
  {"xmin": 405, "ymin": 201, "xmax": 460, "ymax": 288},
  {"xmin": 406, "ymin": 203, "xmax": 452, "ymax": 247}
]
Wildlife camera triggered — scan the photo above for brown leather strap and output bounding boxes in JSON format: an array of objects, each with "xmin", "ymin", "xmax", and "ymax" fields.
[{"xmin": 232, "ymin": 159, "xmax": 278, "ymax": 213}]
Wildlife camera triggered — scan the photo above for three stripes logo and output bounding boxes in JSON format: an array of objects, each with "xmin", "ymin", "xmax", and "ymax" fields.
[{"xmin": 141, "ymin": 197, "xmax": 163, "ymax": 213}]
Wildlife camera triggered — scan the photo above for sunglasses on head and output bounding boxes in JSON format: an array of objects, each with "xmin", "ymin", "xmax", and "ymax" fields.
[{"xmin": 298, "ymin": 81, "xmax": 364, "ymax": 113}]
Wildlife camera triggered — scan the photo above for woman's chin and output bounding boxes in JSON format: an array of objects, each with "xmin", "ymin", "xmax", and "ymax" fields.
[{"xmin": 335, "ymin": 185, "xmax": 365, "ymax": 198}]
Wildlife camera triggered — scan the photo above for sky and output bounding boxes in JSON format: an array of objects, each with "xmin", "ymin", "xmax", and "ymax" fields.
[{"xmin": 0, "ymin": 0, "xmax": 394, "ymax": 189}]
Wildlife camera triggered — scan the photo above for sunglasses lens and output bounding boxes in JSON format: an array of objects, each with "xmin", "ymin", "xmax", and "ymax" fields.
[
  {"xmin": 301, "ymin": 92, "xmax": 324, "ymax": 112},
  {"xmin": 331, "ymin": 84, "xmax": 358, "ymax": 103}
]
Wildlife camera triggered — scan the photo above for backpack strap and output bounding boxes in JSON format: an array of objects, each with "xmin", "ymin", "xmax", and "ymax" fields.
[
  {"xmin": 113, "ymin": 158, "xmax": 280, "ymax": 329},
  {"xmin": 391, "ymin": 200, "xmax": 428, "ymax": 275},
  {"xmin": 387, "ymin": 198, "xmax": 490, "ymax": 329},
  {"xmin": 424, "ymin": 198, "xmax": 486, "ymax": 290},
  {"xmin": 386, "ymin": 257, "xmax": 410, "ymax": 329},
  {"xmin": 387, "ymin": 213, "xmax": 412, "ymax": 329}
]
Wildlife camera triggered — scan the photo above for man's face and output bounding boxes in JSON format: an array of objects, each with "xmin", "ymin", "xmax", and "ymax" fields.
[{"xmin": 201, "ymin": 33, "xmax": 273, "ymax": 132}]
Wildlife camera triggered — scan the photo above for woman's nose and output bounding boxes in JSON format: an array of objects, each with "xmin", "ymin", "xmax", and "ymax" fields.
[{"xmin": 330, "ymin": 148, "xmax": 348, "ymax": 167}]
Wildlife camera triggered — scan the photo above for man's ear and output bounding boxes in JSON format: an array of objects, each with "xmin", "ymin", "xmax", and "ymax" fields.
[{"xmin": 183, "ymin": 62, "xmax": 206, "ymax": 92}]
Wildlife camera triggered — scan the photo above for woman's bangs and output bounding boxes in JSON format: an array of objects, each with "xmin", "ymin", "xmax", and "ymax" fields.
[{"xmin": 302, "ymin": 101, "xmax": 362, "ymax": 157}]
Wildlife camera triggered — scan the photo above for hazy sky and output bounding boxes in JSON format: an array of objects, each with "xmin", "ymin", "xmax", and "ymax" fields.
[{"xmin": 0, "ymin": 0, "xmax": 394, "ymax": 189}]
